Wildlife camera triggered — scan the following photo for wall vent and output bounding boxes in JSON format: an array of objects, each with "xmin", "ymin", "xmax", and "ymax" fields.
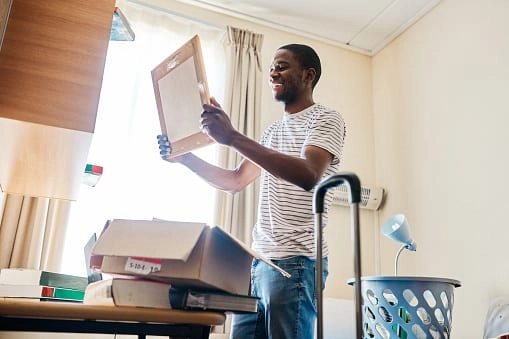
[{"xmin": 332, "ymin": 185, "xmax": 385, "ymax": 211}]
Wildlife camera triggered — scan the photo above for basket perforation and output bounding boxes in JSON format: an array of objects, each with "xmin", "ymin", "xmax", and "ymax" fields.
[{"xmin": 352, "ymin": 277, "xmax": 460, "ymax": 339}]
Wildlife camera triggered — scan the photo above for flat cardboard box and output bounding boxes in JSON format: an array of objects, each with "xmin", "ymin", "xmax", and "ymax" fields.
[{"xmin": 90, "ymin": 219, "xmax": 289, "ymax": 295}]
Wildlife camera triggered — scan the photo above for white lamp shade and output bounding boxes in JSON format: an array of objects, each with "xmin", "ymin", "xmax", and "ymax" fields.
[{"xmin": 382, "ymin": 214, "xmax": 417, "ymax": 251}]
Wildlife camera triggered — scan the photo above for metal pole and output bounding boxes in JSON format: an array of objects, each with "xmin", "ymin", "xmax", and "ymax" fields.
[
  {"xmin": 351, "ymin": 203, "xmax": 363, "ymax": 339},
  {"xmin": 313, "ymin": 172, "xmax": 363, "ymax": 339},
  {"xmin": 315, "ymin": 213, "xmax": 325, "ymax": 339}
]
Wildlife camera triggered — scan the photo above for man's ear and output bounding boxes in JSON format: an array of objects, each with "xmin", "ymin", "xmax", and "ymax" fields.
[{"xmin": 304, "ymin": 68, "xmax": 316, "ymax": 87}]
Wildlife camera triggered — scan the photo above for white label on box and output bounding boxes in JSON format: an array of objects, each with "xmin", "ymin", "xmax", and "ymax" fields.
[{"xmin": 125, "ymin": 257, "xmax": 162, "ymax": 275}]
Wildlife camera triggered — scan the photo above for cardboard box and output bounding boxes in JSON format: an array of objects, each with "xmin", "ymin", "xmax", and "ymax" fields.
[{"xmin": 90, "ymin": 219, "xmax": 289, "ymax": 295}]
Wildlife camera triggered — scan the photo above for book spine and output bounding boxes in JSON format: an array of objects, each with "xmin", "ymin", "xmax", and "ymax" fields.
[
  {"xmin": 41, "ymin": 286, "xmax": 85, "ymax": 301},
  {"xmin": 39, "ymin": 271, "xmax": 89, "ymax": 291}
]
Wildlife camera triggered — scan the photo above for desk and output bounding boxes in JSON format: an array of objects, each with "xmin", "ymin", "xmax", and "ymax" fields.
[{"xmin": 0, "ymin": 298, "xmax": 225, "ymax": 339}]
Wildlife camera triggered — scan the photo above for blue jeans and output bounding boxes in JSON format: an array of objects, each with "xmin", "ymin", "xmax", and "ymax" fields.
[{"xmin": 230, "ymin": 256, "xmax": 328, "ymax": 339}]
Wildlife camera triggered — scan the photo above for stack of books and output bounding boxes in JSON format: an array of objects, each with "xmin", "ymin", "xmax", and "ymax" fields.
[
  {"xmin": 0, "ymin": 268, "xmax": 88, "ymax": 302},
  {"xmin": 87, "ymin": 219, "xmax": 262, "ymax": 313},
  {"xmin": 83, "ymin": 276, "xmax": 259, "ymax": 313},
  {"xmin": 0, "ymin": 268, "xmax": 259, "ymax": 312}
]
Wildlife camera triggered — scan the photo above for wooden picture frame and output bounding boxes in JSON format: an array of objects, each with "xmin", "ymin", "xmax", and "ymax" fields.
[{"xmin": 151, "ymin": 35, "xmax": 213, "ymax": 158}]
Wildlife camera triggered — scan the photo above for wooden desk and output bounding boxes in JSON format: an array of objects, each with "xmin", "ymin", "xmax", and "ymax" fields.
[{"xmin": 0, "ymin": 298, "xmax": 226, "ymax": 339}]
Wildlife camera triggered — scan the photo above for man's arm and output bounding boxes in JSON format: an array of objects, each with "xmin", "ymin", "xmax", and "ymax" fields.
[
  {"xmin": 200, "ymin": 99, "xmax": 333, "ymax": 191},
  {"xmin": 157, "ymin": 135, "xmax": 260, "ymax": 194},
  {"xmin": 178, "ymin": 152, "xmax": 261, "ymax": 194},
  {"xmin": 230, "ymin": 134, "xmax": 332, "ymax": 191}
]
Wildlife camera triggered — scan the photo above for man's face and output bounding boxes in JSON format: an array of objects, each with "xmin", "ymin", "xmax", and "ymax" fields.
[{"xmin": 268, "ymin": 49, "xmax": 306, "ymax": 105}]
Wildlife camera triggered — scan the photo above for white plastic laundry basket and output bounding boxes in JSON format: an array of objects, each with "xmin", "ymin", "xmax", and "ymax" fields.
[{"xmin": 348, "ymin": 276, "xmax": 461, "ymax": 339}]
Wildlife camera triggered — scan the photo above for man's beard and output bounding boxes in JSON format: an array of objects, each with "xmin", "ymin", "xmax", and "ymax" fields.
[{"xmin": 274, "ymin": 84, "xmax": 298, "ymax": 105}]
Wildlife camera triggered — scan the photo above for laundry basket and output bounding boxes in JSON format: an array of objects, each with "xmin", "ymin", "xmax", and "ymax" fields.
[{"xmin": 348, "ymin": 276, "xmax": 461, "ymax": 339}]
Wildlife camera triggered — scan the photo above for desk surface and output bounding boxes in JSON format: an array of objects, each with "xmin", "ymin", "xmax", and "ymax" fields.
[{"xmin": 0, "ymin": 298, "xmax": 225, "ymax": 325}]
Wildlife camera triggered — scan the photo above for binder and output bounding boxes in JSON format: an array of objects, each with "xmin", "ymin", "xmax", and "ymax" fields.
[{"xmin": 169, "ymin": 287, "xmax": 259, "ymax": 313}]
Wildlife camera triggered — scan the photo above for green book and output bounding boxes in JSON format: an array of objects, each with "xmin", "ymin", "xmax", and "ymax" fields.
[
  {"xmin": 0, "ymin": 268, "xmax": 88, "ymax": 291},
  {"xmin": 0, "ymin": 284, "xmax": 85, "ymax": 302}
]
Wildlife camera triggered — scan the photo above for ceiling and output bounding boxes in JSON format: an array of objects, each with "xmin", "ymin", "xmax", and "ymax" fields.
[{"xmin": 177, "ymin": 0, "xmax": 441, "ymax": 56}]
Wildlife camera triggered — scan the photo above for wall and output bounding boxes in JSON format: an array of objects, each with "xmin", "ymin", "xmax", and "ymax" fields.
[{"xmin": 372, "ymin": 0, "xmax": 509, "ymax": 337}]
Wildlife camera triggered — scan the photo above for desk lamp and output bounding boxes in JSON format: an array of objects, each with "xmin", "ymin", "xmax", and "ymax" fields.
[{"xmin": 382, "ymin": 214, "xmax": 416, "ymax": 276}]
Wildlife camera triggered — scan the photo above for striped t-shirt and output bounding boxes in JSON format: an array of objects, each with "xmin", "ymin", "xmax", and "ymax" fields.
[{"xmin": 252, "ymin": 103, "xmax": 346, "ymax": 259}]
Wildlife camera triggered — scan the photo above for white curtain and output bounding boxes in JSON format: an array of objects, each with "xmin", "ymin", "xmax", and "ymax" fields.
[
  {"xmin": 0, "ymin": 194, "xmax": 71, "ymax": 270},
  {"xmin": 213, "ymin": 26, "xmax": 264, "ymax": 245},
  {"xmin": 60, "ymin": 2, "xmax": 226, "ymax": 276}
]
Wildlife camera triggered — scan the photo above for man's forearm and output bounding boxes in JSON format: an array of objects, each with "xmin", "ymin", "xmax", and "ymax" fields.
[
  {"xmin": 228, "ymin": 132, "xmax": 328, "ymax": 191},
  {"xmin": 178, "ymin": 153, "xmax": 244, "ymax": 193}
]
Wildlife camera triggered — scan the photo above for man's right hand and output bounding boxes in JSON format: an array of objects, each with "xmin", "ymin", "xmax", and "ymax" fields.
[{"xmin": 157, "ymin": 135, "xmax": 176, "ymax": 162}]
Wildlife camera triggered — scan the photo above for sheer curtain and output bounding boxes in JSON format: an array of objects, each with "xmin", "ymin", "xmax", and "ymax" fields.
[
  {"xmin": 0, "ymin": 194, "xmax": 70, "ymax": 270},
  {"xmin": 213, "ymin": 26, "xmax": 264, "ymax": 245},
  {"xmin": 61, "ymin": 2, "xmax": 226, "ymax": 276}
]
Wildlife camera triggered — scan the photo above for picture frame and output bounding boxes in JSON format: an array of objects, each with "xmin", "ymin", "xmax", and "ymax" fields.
[{"xmin": 151, "ymin": 35, "xmax": 213, "ymax": 158}]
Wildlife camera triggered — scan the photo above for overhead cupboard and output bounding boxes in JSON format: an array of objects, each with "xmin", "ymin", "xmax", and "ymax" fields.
[{"xmin": 0, "ymin": 0, "xmax": 115, "ymax": 200}]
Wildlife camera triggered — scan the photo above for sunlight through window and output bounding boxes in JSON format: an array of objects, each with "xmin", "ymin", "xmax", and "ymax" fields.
[{"xmin": 61, "ymin": 5, "xmax": 225, "ymax": 276}]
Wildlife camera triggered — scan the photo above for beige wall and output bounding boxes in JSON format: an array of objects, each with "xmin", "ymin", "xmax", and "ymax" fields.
[{"xmin": 373, "ymin": 0, "xmax": 509, "ymax": 337}]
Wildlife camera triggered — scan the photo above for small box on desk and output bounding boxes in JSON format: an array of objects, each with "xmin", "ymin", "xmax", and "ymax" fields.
[{"xmin": 90, "ymin": 219, "xmax": 286, "ymax": 295}]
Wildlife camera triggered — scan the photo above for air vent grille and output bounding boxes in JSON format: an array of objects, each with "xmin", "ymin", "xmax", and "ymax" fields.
[{"xmin": 332, "ymin": 185, "xmax": 385, "ymax": 211}]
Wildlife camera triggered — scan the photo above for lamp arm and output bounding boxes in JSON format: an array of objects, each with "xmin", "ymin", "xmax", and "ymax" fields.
[{"xmin": 394, "ymin": 244, "xmax": 407, "ymax": 276}]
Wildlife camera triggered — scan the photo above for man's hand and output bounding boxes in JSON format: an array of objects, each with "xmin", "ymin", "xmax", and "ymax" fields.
[
  {"xmin": 157, "ymin": 134, "xmax": 172, "ymax": 161},
  {"xmin": 157, "ymin": 135, "xmax": 185, "ymax": 163},
  {"xmin": 200, "ymin": 97, "xmax": 238, "ymax": 146}
]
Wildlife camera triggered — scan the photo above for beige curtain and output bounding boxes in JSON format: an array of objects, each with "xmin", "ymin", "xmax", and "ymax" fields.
[
  {"xmin": 0, "ymin": 193, "xmax": 71, "ymax": 271},
  {"xmin": 214, "ymin": 26, "xmax": 264, "ymax": 245}
]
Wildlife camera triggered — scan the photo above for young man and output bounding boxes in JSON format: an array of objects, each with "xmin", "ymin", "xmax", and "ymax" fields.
[{"xmin": 158, "ymin": 44, "xmax": 345, "ymax": 339}]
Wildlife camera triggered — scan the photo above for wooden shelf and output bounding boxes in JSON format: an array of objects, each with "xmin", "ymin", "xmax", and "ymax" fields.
[
  {"xmin": 0, "ymin": 0, "xmax": 114, "ymax": 132},
  {"xmin": 0, "ymin": 0, "xmax": 115, "ymax": 200}
]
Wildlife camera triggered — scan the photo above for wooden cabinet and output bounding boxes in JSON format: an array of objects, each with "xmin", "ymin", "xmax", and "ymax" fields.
[
  {"xmin": 0, "ymin": 0, "xmax": 115, "ymax": 200},
  {"xmin": 0, "ymin": 0, "xmax": 12, "ymax": 51}
]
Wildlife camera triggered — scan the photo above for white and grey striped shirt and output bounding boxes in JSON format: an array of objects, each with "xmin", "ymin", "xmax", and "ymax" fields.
[{"xmin": 252, "ymin": 103, "xmax": 346, "ymax": 259}]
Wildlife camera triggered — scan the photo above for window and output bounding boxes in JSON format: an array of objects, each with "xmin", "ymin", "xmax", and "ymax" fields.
[{"xmin": 60, "ymin": 5, "xmax": 225, "ymax": 276}]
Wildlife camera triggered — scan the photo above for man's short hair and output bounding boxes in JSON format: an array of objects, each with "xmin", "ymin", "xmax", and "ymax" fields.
[{"xmin": 278, "ymin": 44, "xmax": 322, "ymax": 88}]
